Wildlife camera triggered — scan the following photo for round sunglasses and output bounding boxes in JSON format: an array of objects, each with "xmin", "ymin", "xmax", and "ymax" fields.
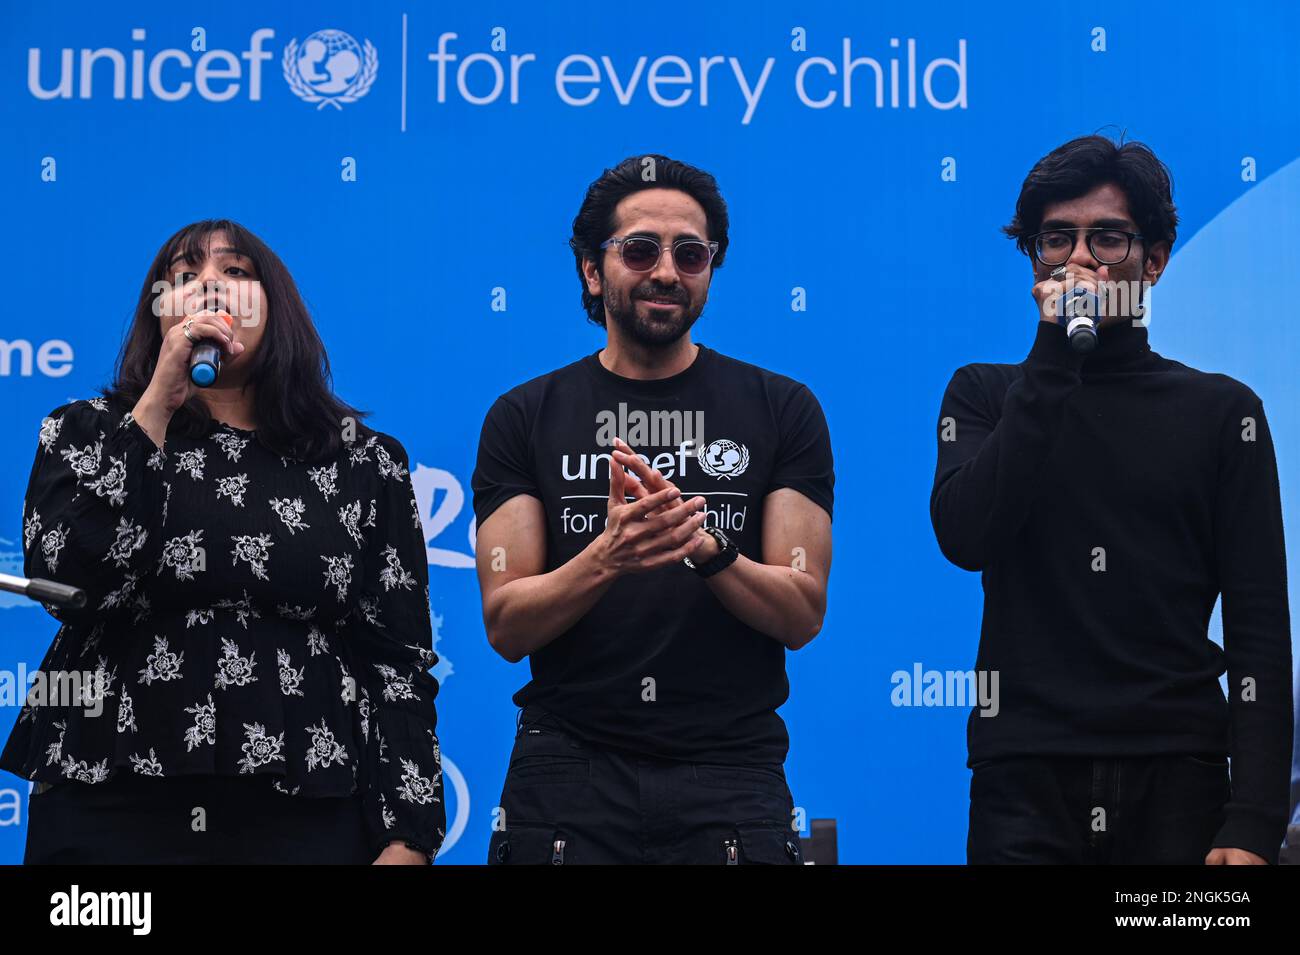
[{"xmin": 600, "ymin": 235, "xmax": 719, "ymax": 275}]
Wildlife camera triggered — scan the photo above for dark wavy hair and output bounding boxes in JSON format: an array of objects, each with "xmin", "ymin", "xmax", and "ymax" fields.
[
  {"xmin": 568, "ymin": 154, "xmax": 730, "ymax": 327},
  {"xmin": 1003, "ymin": 133, "xmax": 1179, "ymax": 261},
  {"xmin": 100, "ymin": 219, "xmax": 372, "ymax": 463}
]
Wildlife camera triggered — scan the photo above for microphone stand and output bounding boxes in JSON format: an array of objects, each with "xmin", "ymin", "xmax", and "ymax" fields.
[{"xmin": 0, "ymin": 572, "xmax": 85, "ymax": 609}]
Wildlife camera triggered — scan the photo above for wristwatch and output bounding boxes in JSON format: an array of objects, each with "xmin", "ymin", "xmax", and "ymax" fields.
[{"xmin": 683, "ymin": 526, "xmax": 738, "ymax": 578}]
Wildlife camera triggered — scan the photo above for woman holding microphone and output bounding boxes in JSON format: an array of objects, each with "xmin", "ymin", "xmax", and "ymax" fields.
[{"xmin": 2, "ymin": 220, "xmax": 444, "ymax": 864}]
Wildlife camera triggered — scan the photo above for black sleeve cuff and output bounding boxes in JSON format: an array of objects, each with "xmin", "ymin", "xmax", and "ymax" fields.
[{"xmin": 1213, "ymin": 809, "xmax": 1285, "ymax": 865}]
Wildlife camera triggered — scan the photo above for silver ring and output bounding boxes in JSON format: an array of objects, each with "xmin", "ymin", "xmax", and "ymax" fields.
[
  {"xmin": 1049, "ymin": 266, "xmax": 1067, "ymax": 280},
  {"xmin": 182, "ymin": 319, "xmax": 197, "ymax": 342}
]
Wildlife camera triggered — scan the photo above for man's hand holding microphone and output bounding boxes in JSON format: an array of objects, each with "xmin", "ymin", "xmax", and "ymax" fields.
[{"xmin": 1033, "ymin": 263, "xmax": 1110, "ymax": 352}]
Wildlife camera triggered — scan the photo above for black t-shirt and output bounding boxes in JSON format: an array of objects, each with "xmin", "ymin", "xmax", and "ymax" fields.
[{"xmin": 472, "ymin": 343, "xmax": 834, "ymax": 763}]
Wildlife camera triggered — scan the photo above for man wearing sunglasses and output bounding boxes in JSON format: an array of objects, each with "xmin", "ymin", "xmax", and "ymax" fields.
[
  {"xmin": 472, "ymin": 155, "xmax": 833, "ymax": 864},
  {"xmin": 931, "ymin": 134, "xmax": 1293, "ymax": 864}
]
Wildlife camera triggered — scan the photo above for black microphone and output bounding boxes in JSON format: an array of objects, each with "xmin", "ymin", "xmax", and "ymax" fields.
[
  {"xmin": 1055, "ymin": 285, "xmax": 1100, "ymax": 354},
  {"xmin": 189, "ymin": 308, "xmax": 228, "ymax": 387},
  {"xmin": 0, "ymin": 572, "xmax": 85, "ymax": 609}
]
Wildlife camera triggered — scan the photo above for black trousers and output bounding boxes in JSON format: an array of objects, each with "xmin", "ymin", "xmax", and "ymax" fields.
[
  {"xmin": 24, "ymin": 772, "xmax": 372, "ymax": 864},
  {"xmin": 967, "ymin": 753, "xmax": 1231, "ymax": 864},
  {"xmin": 488, "ymin": 708, "xmax": 803, "ymax": 864}
]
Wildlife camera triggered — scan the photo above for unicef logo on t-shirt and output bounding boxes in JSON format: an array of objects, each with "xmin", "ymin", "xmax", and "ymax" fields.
[
  {"xmin": 282, "ymin": 29, "xmax": 378, "ymax": 110},
  {"xmin": 697, "ymin": 439, "xmax": 750, "ymax": 479}
]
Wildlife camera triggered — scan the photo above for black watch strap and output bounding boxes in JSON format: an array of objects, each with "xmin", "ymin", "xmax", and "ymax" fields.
[{"xmin": 685, "ymin": 527, "xmax": 738, "ymax": 578}]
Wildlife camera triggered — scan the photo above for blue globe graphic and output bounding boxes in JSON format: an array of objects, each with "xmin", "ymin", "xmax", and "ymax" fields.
[{"xmin": 296, "ymin": 30, "xmax": 363, "ymax": 94}]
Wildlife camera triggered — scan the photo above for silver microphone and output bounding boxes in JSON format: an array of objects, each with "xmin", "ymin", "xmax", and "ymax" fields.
[{"xmin": 1051, "ymin": 267, "xmax": 1099, "ymax": 354}]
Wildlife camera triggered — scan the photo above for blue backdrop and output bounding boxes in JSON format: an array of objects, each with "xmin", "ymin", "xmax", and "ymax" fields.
[{"xmin": 2, "ymin": 0, "xmax": 1297, "ymax": 863}]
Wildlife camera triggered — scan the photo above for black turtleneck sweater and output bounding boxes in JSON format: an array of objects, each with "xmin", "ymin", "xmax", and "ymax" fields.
[{"xmin": 931, "ymin": 319, "xmax": 1293, "ymax": 863}]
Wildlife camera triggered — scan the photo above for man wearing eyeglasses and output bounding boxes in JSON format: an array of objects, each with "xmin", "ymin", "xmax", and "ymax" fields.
[
  {"xmin": 931, "ymin": 134, "xmax": 1293, "ymax": 864},
  {"xmin": 471, "ymin": 154, "xmax": 834, "ymax": 864}
]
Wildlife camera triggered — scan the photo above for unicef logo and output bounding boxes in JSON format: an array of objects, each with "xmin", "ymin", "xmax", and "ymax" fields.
[
  {"xmin": 282, "ymin": 29, "xmax": 377, "ymax": 110},
  {"xmin": 697, "ymin": 438, "xmax": 750, "ymax": 479}
]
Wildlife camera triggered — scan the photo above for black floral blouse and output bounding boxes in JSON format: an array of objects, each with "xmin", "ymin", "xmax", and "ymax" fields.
[{"xmin": 0, "ymin": 396, "xmax": 445, "ymax": 859}]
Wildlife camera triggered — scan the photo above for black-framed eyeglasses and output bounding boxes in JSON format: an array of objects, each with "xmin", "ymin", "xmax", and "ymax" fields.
[
  {"xmin": 1028, "ymin": 228, "xmax": 1145, "ymax": 267},
  {"xmin": 600, "ymin": 235, "xmax": 719, "ymax": 275}
]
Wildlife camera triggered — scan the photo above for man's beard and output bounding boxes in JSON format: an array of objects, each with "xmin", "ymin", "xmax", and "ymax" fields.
[{"xmin": 603, "ymin": 280, "xmax": 704, "ymax": 347}]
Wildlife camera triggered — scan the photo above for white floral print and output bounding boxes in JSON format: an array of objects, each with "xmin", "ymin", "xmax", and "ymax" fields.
[
  {"xmin": 85, "ymin": 453, "xmax": 128, "ymax": 506},
  {"xmin": 396, "ymin": 757, "xmax": 439, "ymax": 805},
  {"xmin": 307, "ymin": 626, "xmax": 330, "ymax": 656},
  {"xmin": 45, "ymin": 720, "xmax": 67, "ymax": 766},
  {"xmin": 212, "ymin": 430, "xmax": 250, "ymax": 462},
  {"xmin": 237, "ymin": 722, "xmax": 286, "ymax": 773},
  {"xmin": 117, "ymin": 686, "xmax": 137, "ymax": 733},
  {"xmin": 230, "ymin": 533, "xmax": 273, "ymax": 580},
  {"xmin": 373, "ymin": 662, "xmax": 417, "ymax": 703},
  {"xmin": 338, "ymin": 499, "xmax": 363, "ymax": 547},
  {"xmin": 214, "ymin": 589, "xmax": 260, "ymax": 629},
  {"xmin": 270, "ymin": 497, "xmax": 311, "ymax": 534},
  {"xmin": 174, "ymin": 448, "xmax": 206, "ymax": 480},
  {"xmin": 159, "ymin": 530, "xmax": 204, "ymax": 581},
  {"xmin": 214, "ymin": 637, "xmax": 257, "ymax": 689},
  {"xmin": 348, "ymin": 436, "xmax": 376, "ymax": 466},
  {"xmin": 183, "ymin": 694, "xmax": 218, "ymax": 751},
  {"xmin": 60, "ymin": 437, "xmax": 102, "ymax": 480},
  {"xmin": 99, "ymin": 571, "xmax": 143, "ymax": 612},
  {"xmin": 38, "ymin": 414, "xmax": 63, "ymax": 451},
  {"xmin": 60, "ymin": 755, "xmax": 110, "ymax": 783},
  {"xmin": 215, "ymin": 473, "xmax": 250, "ymax": 507},
  {"xmin": 304, "ymin": 718, "xmax": 348, "ymax": 771},
  {"xmin": 374, "ymin": 442, "xmax": 408, "ymax": 481},
  {"xmin": 83, "ymin": 656, "xmax": 117, "ymax": 710},
  {"xmin": 276, "ymin": 603, "xmax": 315, "ymax": 621},
  {"xmin": 12, "ymin": 401, "xmax": 443, "ymax": 859},
  {"xmin": 138, "ymin": 635, "xmax": 184, "ymax": 685},
  {"xmin": 105, "ymin": 517, "xmax": 148, "ymax": 568},
  {"xmin": 308, "ymin": 461, "xmax": 339, "ymax": 499},
  {"xmin": 185, "ymin": 607, "xmax": 215, "ymax": 628},
  {"xmin": 23, "ymin": 509, "xmax": 41, "ymax": 549},
  {"xmin": 378, "ymin": 544, "xmax": 416, "ymax": 592},
  {"xmin": 277, "ymin": 649, "xmax": 304, "ymax": 697},
  {"xmin": 357, "ymin": 693, "xmax": 371, "ymax": 742},
  {"xmin": 320, "ymin": 553, "xmax": 353, "ymax": 602},
  {"xmin": 130, "ymin": 748, "xmax": 164, "ymax": 776},
  {"xmin": 40, "ymin": 524, "xmax": 68, "ymax": 573}
]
